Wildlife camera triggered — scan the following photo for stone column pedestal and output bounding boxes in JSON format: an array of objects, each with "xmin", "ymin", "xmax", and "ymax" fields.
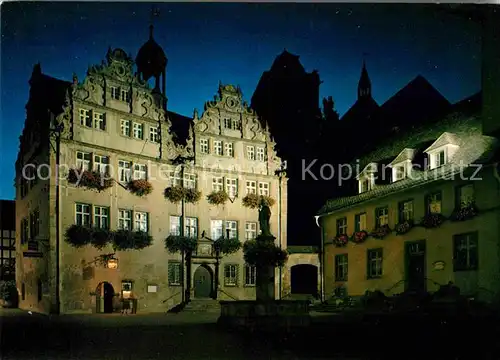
[{"xmin": 255, "ymin": 234, "xmax": 276, "ymax": 302}]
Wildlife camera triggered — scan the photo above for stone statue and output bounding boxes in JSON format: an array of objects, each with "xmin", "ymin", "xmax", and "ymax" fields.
[{"xmin": 258, "ymin": 199, "xmax": 272, "ymax": 237}]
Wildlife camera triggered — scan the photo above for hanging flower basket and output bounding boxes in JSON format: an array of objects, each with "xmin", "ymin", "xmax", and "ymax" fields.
[
  {"xmin": 450, "ymin": 202, "xmax": 478, "ymax": 222},
  {"xmin": 395, "ymin": 220, "xmax": 414, "ymax": 235},
  {"xmin": 112, "ymin": 230, "xmax": 153, "ymax": 251},
  {"xmin": 420, "ymin": 213, "xmax": 445, "ymax": 229},
  {"xmin": 90, "ymin": 228, "xmax": 114, "ymax": 250},
  {"xmin": 242, "ymin": 193, "xmax": 260, "ymax": 208},
  {"xmin": 371, "ymin": 224, "xmax": 391, "ymax": 239},
  {"xmin": 213, "ymin": 237, "xmax": 242, "ymax": 255},
  {"xmin": 334, "ymin": 234, "xmax": 349, "ymax": 247},
  {"xmin": 184, "ymin": 188, "xmax": 202, "ymax": 204},
  {"xmin": 67, "ymin": 168, "xmax": 113, "ymax": 191},
  {"xmin": 164, "ymin": 186, "xmax": 185, "ymax": 204},
  {"xmin": 243, "ymin": 240, "xmax": 288, "ymax": 267},
  {"xmin": 260, "ymin": 195, "xmax": 276, "ymax": 207},
  {"xmin": 164, "ymin": 235, "xmax": 198, "ymax": 254},
  {"xmin": 127, "ymin": 179, "xmax": 153, "ymax": 197},
  {"xmin": 65, "ymin": 224, "xmax": 93, "ymax": 248},
  {"xmin": 351, "ymin": 231, "xmax": 368, "ymax": 244},
  {"xmin": 207, "ymin": 190, "xmax": 229, "ymax": 205}
]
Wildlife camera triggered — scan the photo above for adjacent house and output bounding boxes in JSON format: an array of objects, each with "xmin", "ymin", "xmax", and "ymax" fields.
[
  {"xmin": 0, "ymin": 200, "xmax": 16, "ymax": 281},
  {"xmin": 316, "ymin": 107, "xmax": 500, "ymax": 302}
]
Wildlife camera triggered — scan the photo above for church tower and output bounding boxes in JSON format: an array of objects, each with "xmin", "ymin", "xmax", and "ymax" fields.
[{"xmin": 357, "ymin": 59, "xmax": 372, "ymax": 100}]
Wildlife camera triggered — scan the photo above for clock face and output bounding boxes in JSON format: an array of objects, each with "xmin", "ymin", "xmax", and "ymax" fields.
[{"xmin": 226, "ymin": 96, "xmax": 239, "ymax": 109}]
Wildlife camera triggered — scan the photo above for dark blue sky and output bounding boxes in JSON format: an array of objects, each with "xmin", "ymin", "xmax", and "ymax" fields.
[{"xmin": 0, "ymin": 2, "xmax": 481, "ymax": 200}]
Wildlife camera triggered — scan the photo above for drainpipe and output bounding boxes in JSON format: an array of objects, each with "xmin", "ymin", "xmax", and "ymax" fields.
[
  {"xmin": 315, "ymin": 215, "xmax": 325, "ymax": 303},
  {"xmin": 278, "ymin": 173, "xmax": 282, "ymax": 300},
  {"xmin": 49, "ymin": 113, "xmax": 63, "ymax": 315}
]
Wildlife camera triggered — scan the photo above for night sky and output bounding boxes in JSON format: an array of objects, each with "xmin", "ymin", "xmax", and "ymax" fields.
[{"xmin": 0, "ymin": 2, "xmax": 481, "ymax": 200}]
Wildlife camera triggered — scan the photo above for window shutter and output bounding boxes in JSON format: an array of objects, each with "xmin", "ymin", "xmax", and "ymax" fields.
[{"xmin": 102, "ymin": 113, "xmax": 107, "ymax": 131}]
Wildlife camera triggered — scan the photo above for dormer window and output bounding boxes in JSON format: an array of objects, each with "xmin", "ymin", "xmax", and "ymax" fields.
[
  {"xmin": 424, "ymin": 132, "xmax": 460, "ymax": 170},
  {"xmin": 435, "ymin": 150, "xmax": 446, "ymax": 167},
  {"xmin": 357, "ymin": 162, "xmax": 377, "ymax": 194},
  {"xmin": 358, "ymin": 175, "xmax": 374, "ymax": 193},
  {"xmin": 392, "ymin": 165, "xmax": 406, "ymax": 182}
]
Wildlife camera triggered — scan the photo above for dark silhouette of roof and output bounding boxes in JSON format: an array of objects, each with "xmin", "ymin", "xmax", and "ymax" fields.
[
  {"xmin": 270, "ymin": 49, "xmax": 305, "ymax": 74},
  {"xmin": 0, "ymin": 200, "xmax": 15, "ymax": 230},
  {"xmin": 136, "ymin": 25, "xmax": 167, "ymax": 81},
  {"xmin": 379, "ymin": 75, "xmax": 451, "ymax": 128},
  {"xmin": 451, "ymin": 91, "xmax": 481, "ymax": 115},
  {"xmin": 167, "ymin": 111, "xmax": 191, "ymax": 145}
]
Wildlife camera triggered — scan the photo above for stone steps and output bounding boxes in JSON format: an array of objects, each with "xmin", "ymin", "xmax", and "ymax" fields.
[{"xmin": 183, "ymin": 299, "xmax": 221, "ymax": 313}]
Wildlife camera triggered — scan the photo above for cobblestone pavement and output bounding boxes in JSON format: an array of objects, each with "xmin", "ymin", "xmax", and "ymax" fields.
[
  {"xmin": 2, "ymin": 308, "xmax": 498, "ymax": 360},
  {"xmin": 1, "ymin": 309, "xmax": 301, "ymax": 360}
]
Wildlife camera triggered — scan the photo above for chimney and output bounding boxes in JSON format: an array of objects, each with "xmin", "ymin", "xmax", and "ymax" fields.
[{"xmin": 482, "ymin": 7, "xmax": 500, "ymax": 138}]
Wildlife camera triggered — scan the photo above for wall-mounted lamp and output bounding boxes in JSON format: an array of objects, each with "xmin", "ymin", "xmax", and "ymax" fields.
[{"xmin": 107, "ymin": 258, "xmax": 118, "ymax": 269}]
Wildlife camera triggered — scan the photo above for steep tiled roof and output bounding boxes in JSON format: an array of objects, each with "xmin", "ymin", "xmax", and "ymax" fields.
[
  {"xmin": 424, "ymin": 132, "xmax": 461, "ymax": 152},
  {"xmin": 167, "ymin": 110, "xmax": 191, "ymax": 146},
  {"xmin": 318, "ymin": 110, "xmax": 497, "ymax": 216},
  {"xmin": 389, "ymin": 148, "xmax": 416, "ymax": 165}
]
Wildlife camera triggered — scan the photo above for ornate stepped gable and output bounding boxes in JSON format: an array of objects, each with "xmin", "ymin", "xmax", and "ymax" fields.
[
  {"xmin": 193, "ymin": 83, "xmax": 282, "ymax": 173},
  {"xmin": 63, "ymin": 47, "xmax": 193, "ymax": 161}
]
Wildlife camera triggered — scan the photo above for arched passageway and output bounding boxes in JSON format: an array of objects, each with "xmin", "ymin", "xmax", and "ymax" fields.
[{"xmin": 290, "ymin": 264, "xmax": 318, "ymax": 296}]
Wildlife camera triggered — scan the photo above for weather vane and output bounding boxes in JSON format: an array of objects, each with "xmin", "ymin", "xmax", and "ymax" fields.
[{"xmin": 150, "ymin": 6, "xmax": 160, "ymax": 24}]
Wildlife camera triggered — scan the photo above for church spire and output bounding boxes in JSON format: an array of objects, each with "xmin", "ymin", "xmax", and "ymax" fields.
[{"xmin": 358, "ymin": 53, "xmax": 372, "ymax": 100}]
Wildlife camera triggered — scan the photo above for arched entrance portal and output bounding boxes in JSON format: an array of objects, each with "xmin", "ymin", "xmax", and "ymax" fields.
[
  {"xmin": 194, "ymin": 265, "xmax": 213, "ymax": 299},
  {"xmin": 96, "ymin": 282, "xmax": 114, "ymax": 313},
  {"xmin": 291, "ymin": 264, "xmax": 318, "ymax": 297}
]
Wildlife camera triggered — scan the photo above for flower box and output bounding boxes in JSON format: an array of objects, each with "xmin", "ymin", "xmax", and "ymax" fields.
[
  {"xmin": 395, "ymin": 220, "xmax": 414, "ymax": 235},
  {"xmin": 371, "ymin": 224, "xmax": 391, "ymax": 239},
  {"xmin": 260, "ymin": 195, "xmax": 276, "ymax": 207},
  {"xmin": 112, "ymin": 230, "xmax": 153, "ymax": 251},
  {"xmin": 450, "ymin": 203, "xmax": 478, "ymax": 222},
  {"xmin": 184, "ymin": 188, "xmax": 202, "ymax": 204},
  {"xmin": 334, "ymin": 234, "xmax": 349, "ymax": 247},
  {"xmin": 242, "ymin": 193, "xmax": 260, "ymax": 208},
  {"xmin": 207, "ymin": 190, "xmax": 229, "ymax": 205},
  {"xmin": 213, "ymin": 237, "xmax": 242, "ymax": 255},
  {"xmin": 68, "ymin": 168, "xmax": 114, "ymax": 191},
  {"xmin": 165, "ymin": 235, "xmax": 198, "ymax": 253},
  {"xmin": 351, "ymin": 230, "xmax": 368, "ymax": 244},
  {"xmin": 164, "ymin": 186, "xmax": 185, "ymax": 204},
  {"xmin": 127, "ymin": 179, "xmax": 153, "ymax": 197},
  {"xmin": 242, "ymin": 194, "xmax": 276, "ymax": 208},
  {"xmin": 65, "ymin": 224, "xmax": 93, "ymax": 248},
  {"xmin": 420, "ymin": 213, "xmax": 445, "ymax": 229}
]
